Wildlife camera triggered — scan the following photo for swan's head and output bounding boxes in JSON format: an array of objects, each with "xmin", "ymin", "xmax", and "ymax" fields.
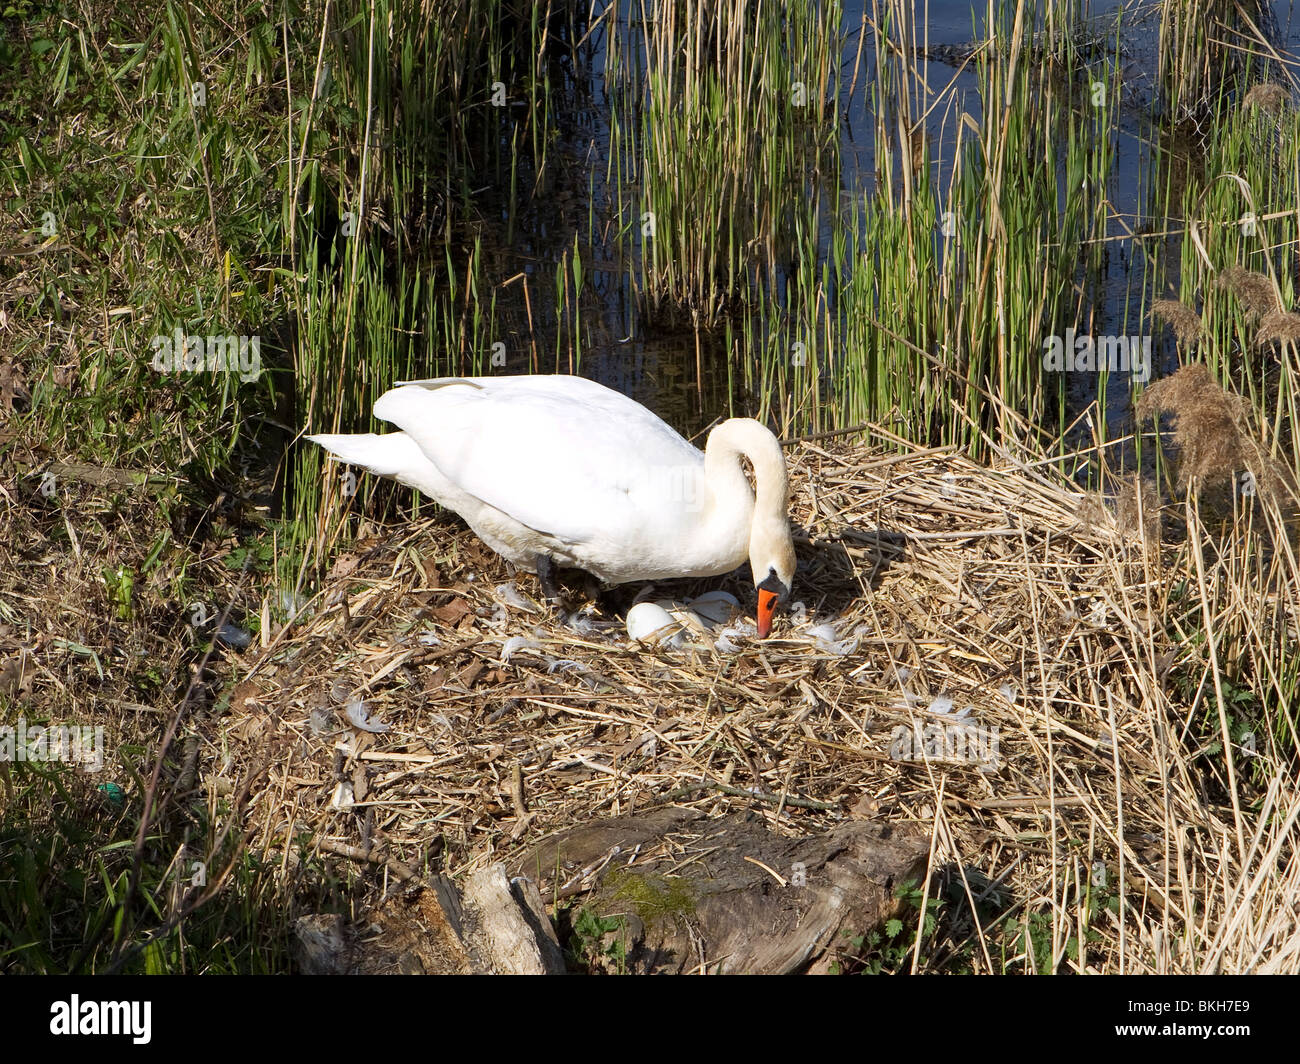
[
  {"xmin": 706, "ymin": 416, "xmax": 796, "ymax": 638},
  {"xmin": 750, "ymin": 523, "xmax": 797, "ymax": 638}
]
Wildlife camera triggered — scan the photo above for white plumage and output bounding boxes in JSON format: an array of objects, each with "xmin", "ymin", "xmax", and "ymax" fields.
[{"xmin": 308, "ymin": 374, "xmax": 796, "ymax": 634}]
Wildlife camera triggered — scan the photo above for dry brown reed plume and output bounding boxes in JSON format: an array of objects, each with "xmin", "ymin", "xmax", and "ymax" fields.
[
  {"xmin": 1255, "ymin": 310, "xmax": 1300, "ymax": 347},
  {"xmin": 1242, "ymin": 83, "xmax": 1291, "ymax": 115},
  {"xmin": 1209, "ymin": 268, "xmax": 1300, "ymax": 347},
  {"xmin": 1213, "ymin": 266, "xmax": 1282, "ymax": 320},
  {"xmin": 1136, "ymin": 362, "xmax": 1286, "ymax": 501},
  {"xmin": 1150, "ymin": 299, "xmax": 1203, "ymax": 346}
]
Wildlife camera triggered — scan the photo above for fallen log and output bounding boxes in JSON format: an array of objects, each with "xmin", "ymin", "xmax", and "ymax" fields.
[
  {"xmin": 512, "ymin": 808, "xmax": 930, "ymax": 974},
  {"xmin": 296, "ymin": 807, "xmax": 928, "ymax": 974}
]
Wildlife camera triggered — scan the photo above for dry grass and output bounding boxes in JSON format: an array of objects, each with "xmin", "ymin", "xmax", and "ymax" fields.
[
  {"xmin": 144, "ymin": 434, "xmax": 1295, "ymax": 972},
  {"xmin": 4, "ymin": 411, "xmax": 1298, "ymax": 971}
]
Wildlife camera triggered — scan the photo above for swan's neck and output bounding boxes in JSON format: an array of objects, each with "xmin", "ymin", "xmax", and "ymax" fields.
[{"xmin": 702, "ymin": 419, "xmax": 788, "ymax": 558}]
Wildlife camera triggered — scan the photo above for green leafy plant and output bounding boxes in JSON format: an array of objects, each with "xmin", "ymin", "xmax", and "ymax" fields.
[{"xmin": 566, "ymin": 906, "xmax": 628, "ymax": 975}]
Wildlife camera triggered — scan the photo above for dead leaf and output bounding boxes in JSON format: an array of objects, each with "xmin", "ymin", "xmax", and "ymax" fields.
[
  {"xmin": 0, "ymin": 360, "xmax": 30, "ymax": 413},
  {"xmin": 431, "ymin": 598, "xmax": 471, "ymax": 626},
  {"xmin": 849, "ymin": 793, "xmax": 880, "ymax": 820},
  {"xmin": 328, "ymin": 553, "xmax": 361, "ymax": 581}
]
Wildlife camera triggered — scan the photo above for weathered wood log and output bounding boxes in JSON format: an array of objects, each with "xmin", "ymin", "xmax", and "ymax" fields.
[
  {"xmin": 293, "ymin": 864, "xmax": 564, "ymax": 974},
  {"xmin": 292, "ymin": 914, "xmax": 349, "ymax": 975},
  {"xmin": 460, "ymin": 865, "xmax": 566, "ymax": 974},
  {"xmin": 297, "ymin": 809, "xmax": 928, "ymax": 973},
  {"xmin": 511, "ymin": 809, "xmax": 930, "ymax": 974}
]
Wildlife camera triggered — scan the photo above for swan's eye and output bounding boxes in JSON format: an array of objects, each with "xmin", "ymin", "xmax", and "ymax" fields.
[{"xmin": 757, "ymin": 570, "xmax": 788, "ymax": 601}]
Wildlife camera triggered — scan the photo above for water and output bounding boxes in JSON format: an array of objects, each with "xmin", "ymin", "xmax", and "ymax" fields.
[{"xmin": 478, "ymin": 0, "xmax": 1300, "ymax": 446}]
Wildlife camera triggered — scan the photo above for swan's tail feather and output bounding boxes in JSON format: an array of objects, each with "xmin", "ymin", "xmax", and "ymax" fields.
[
  {"xmin": 307, "ymin": 432, "xmax": 419, "ymax": 478},
  {"xmin": 308, "ymin": 431, "xmax": 452, "ymax": 503}
]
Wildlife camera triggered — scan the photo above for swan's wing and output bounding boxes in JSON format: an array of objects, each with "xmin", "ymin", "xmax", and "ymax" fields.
[{"xmin": 372, "ymin": 377, "xmax": 703, "ymax": 544}]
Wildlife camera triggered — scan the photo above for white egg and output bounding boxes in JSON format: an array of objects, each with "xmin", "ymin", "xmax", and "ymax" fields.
[
  {"xmin": 688, "ymin": 590, "xmax": 740, "ymax": 626},
  {"xmin": 626, "ymin": 601, "xmax": 682, "ymax": 646}
]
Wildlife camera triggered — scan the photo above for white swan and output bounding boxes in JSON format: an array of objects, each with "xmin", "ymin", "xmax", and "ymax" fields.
[{"xmin": 307, "ymin": 375, "xmax": 797, "ymax": 637}]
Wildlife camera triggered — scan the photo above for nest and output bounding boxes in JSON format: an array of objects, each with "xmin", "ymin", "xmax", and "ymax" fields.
[{"xmin": 210, "ymin": 434, "xmax": 1247, "ymax": 971}]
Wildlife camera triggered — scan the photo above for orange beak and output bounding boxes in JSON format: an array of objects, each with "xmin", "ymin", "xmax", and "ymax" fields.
[{"xmin": 756, "ymin": 588, "xmax": 779, "ymax": 639}]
